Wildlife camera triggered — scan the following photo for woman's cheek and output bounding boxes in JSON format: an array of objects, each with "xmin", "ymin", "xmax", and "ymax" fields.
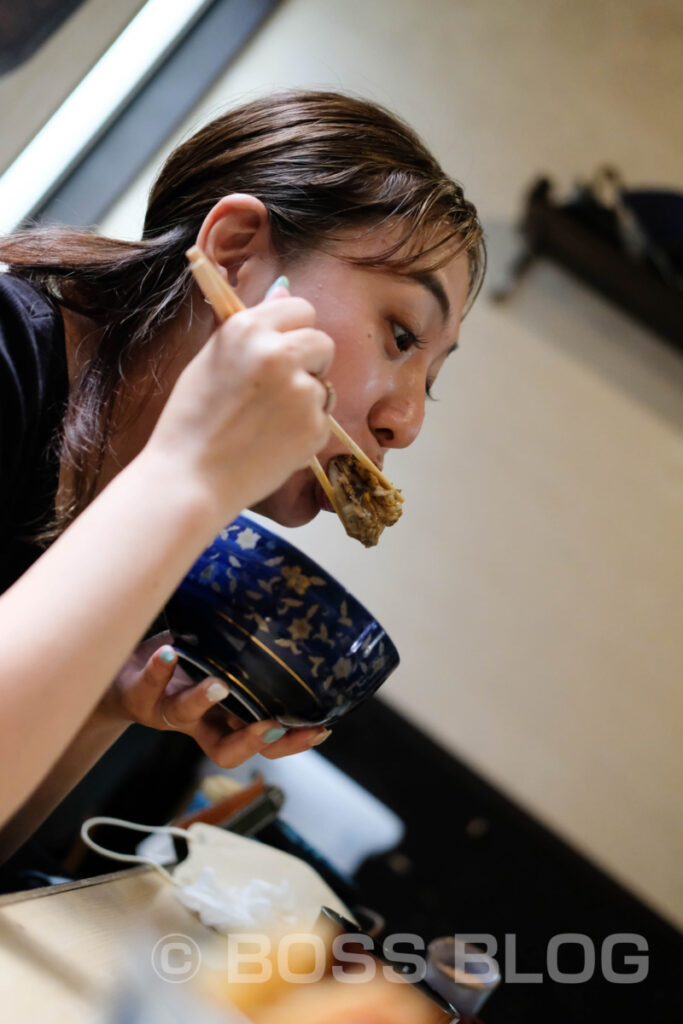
[{"xmin": 330, "ymin": 332, "xmax": 383, "ymax": 420}]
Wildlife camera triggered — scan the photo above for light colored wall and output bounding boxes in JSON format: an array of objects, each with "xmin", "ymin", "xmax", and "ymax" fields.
[
  {"xmin": 0, "ymin": 0, "xmax": 148, "ymax": 172},
  {"xmin": 54, "ymin": 0, "xmax": 683, "ymax": 928}
]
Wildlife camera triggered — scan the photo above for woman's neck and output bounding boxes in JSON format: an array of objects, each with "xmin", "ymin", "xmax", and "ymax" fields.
[{"xmin": 60, "ymin": 293, "xmax": 215, "ymax": 500}]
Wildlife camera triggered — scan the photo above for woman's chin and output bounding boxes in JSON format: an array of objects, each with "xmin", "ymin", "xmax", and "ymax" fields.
[
  {"xmin": 265, "ymin": 504, "xmax": 319, "ymax": 528},
  {"xmin": 249, "ymin": 474, "xmax": 320, "ymax": 528}
]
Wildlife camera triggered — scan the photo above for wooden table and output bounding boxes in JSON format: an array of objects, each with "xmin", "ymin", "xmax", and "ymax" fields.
[{"xmin": 0, "ymin": 867, "xmax": 220, "ymax": 1023}]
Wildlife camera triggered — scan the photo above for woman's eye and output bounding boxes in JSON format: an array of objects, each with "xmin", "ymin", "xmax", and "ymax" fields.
[
  {"xmin": 390, "ymin": 322, "xmax": 434, "ymax": 397},
  {"xmin": 391, "ymin": 322, "xmax": 425, "ymax": 352}
]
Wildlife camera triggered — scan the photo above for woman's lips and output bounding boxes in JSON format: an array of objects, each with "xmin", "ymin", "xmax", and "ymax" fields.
[{"xmin": 314, "ymin": 478, "xmax": 336, "ymax": 513}]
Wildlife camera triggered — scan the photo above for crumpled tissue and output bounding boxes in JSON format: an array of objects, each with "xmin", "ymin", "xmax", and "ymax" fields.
[{"xmin": 176, "ymin": 866, "xmax": 298, "ymax": 931}]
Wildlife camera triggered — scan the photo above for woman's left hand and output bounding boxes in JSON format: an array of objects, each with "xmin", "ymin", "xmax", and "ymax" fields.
[{"xmin": 101, "ymin": 633, "xmax": 330, "ymax": 767}]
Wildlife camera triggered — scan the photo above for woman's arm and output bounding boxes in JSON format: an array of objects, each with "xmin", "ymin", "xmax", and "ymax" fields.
[
  {"xmin": 0, "ymin": 630, "xmax": 328, "ymax": 861},
  {"xmin": 0, "ymin": 292, "xmax": 333, "ymax": 827},
  {"xmin": 0, "ymin": 708, "xmax": 128, "ymax": 864},
  {"xmin": 0, "ymin": 453, "xmax": 217, "ymax": 826}
]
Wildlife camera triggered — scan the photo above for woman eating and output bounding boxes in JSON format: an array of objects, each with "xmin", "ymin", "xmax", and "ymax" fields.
[{"xmin": 0, "ymin": 90, "xmax": 484, "ymax": 857}]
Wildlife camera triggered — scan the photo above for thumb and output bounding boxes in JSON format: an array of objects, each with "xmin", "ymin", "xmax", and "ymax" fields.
[
  {"xmin": 264, "ymin": 275, "xmax": 290, "ymax": 301},
  {"xmin": 140, "ymin": 644, "xmax": 178, "ymax": 697}
]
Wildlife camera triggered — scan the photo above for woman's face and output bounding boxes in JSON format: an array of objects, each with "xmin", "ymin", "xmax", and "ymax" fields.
[{"xmin": 248, "ymin": 231, "xmax": 472, "ymax": 527}]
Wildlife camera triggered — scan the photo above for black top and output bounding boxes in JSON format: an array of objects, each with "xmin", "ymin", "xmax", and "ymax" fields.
[{"xmin": 0, "ymin": 274, "xmax": 68, "ymax": 594}]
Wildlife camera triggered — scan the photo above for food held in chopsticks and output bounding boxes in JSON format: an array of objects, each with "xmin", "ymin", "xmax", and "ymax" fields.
[
  {"xmin": 185, "ymin": 246, "xmax": 404, "ymax": 547},
  {"xmin": 327, "ymin": 454, "xmax": 404, "ymax": 547}
]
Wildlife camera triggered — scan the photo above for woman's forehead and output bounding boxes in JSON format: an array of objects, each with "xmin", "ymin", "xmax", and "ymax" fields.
[
  {"xmin": 326, "ymin": 219, "xmax": 449, "ymax": 261},
  {"xmin": 296, "ymin": 222, "xmax": 471, "ymax": 319}
]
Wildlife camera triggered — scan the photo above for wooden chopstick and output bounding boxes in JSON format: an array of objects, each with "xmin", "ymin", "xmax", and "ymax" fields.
[
  {"xmin": 175, "ymin": 776, "xmax": 265, "ymax": 828},
  {"xmin": 309, "ymin": 455, "xmax": 342, "ymax": 516},
  {"xmin": 185, "ymin": 245, "xmax": 400, "ymax": 497},
  {"xmin": 187, "ymin": 244, "xmax": 243, "ymax": 318}
]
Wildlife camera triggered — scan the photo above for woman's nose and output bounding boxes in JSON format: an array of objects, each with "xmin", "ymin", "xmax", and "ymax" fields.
[{"xmin": 368, "ymin": 380, "xmax": 426, "ymax": 451}]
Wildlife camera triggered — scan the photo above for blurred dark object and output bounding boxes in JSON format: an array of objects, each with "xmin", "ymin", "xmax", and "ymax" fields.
[
  {"xmin": 0, "ymin": 0, "xmax": 87, "ymax": 73},
  {"xmin": 495, "ymin": 166, "xmax": 683, "ymax": 348},
  {"xmin": 218, "ymin": 784, "xmax": 284, "ymax": 836},
  {"xmin": 320, "ymin": 905, "xmax": 462, "ymax": 1020},
  {"xmin": 426, "ymin": 936, "xmax": 501, "ymax": 1021}
]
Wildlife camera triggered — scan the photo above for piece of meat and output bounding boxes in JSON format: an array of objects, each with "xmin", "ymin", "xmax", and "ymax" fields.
[{"xmin": 327, "ymin": 454, "xmax": 403, "ymax": 547}]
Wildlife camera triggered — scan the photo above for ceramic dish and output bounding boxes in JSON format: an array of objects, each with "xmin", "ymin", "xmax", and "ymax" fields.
[{"xmin": 165, "ymin": 515, "xmax": 399, "ymax": 727}]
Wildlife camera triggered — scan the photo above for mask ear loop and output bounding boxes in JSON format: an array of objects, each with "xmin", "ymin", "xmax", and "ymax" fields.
[{"xmin": 80, "ymin": 816, "xmax": 191, "ymax": 886}]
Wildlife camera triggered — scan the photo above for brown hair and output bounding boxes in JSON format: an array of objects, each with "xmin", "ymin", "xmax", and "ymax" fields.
[{"xmin": 0, "ymin": 90, "xmax": 485, "ymax": 540}]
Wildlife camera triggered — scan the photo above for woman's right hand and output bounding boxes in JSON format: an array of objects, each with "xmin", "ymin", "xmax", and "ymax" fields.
[{"xmin": 145, "ymin": 283, "xmax": 334, "ymax": 520}]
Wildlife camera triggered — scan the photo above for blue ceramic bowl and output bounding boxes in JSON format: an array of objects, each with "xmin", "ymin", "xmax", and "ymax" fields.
[{"xmin": 165, "ymin": 515, "xmax": 399, "ymax": 727}]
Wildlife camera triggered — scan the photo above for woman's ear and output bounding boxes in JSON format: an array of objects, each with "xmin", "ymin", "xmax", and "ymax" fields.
[{"xmin": 195, "ymin": 194, "xmax": 271, "ymax": 285}]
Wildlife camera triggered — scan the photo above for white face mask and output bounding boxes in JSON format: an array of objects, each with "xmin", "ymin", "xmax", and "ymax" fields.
[{"xmin": 81, "ymin": 817, "xmax": 353, "ymax": 936}]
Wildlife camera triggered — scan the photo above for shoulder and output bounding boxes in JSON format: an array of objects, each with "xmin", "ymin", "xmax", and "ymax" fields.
[
  {"xmin": 0, "ymin": 273, "xmax": 67, "ymax": 482},
  {"xmin": 0, "ymin": 272, "xmax": 66, "ymax": 409},
  {"xmin": 0, "ymin": 272, "xmax": 57, "ymax": 326}
]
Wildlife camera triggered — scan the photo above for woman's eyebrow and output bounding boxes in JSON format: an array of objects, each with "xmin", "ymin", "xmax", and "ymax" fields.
[{"xmin": 408, "ymin": 271, "xmax": 451, "ymax": 324}]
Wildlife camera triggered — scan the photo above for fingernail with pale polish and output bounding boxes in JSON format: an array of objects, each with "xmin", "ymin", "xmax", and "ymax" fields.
[
  {"xmin": 159, "ymin": 646, "xmax": 176, "ymax": 664},
  {"xmin": 206, "ymin": 680, "xmax": 229, "ymax": 703},
  {"xmin": 310, "ymin": 728, "xmax": 332, "ymax": 746},
  {"xmin": 265, "ymin": 275, "xmax": 289, "ymax": 298},
  {"xmin": 262, "ymin": 726, "xmax": 287, "ymax": 743}
]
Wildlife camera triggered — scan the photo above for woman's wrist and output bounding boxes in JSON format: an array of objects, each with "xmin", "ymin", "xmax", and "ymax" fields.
[
  {"xmin": 81, "ymin": 702, "xmax": 131, "ymax": 740},
  {"xmin": 127, "ymin": 445, "xmax": 238, "ymax": 550}
]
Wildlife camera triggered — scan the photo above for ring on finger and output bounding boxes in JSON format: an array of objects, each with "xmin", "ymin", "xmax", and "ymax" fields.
[
  {"xmin": 161, "ymin": 710, "xmax": 178, "ymax": 730},
  {"xmin": 318, "ymin": 377, "xmax": 336, "ymax": 414}
]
